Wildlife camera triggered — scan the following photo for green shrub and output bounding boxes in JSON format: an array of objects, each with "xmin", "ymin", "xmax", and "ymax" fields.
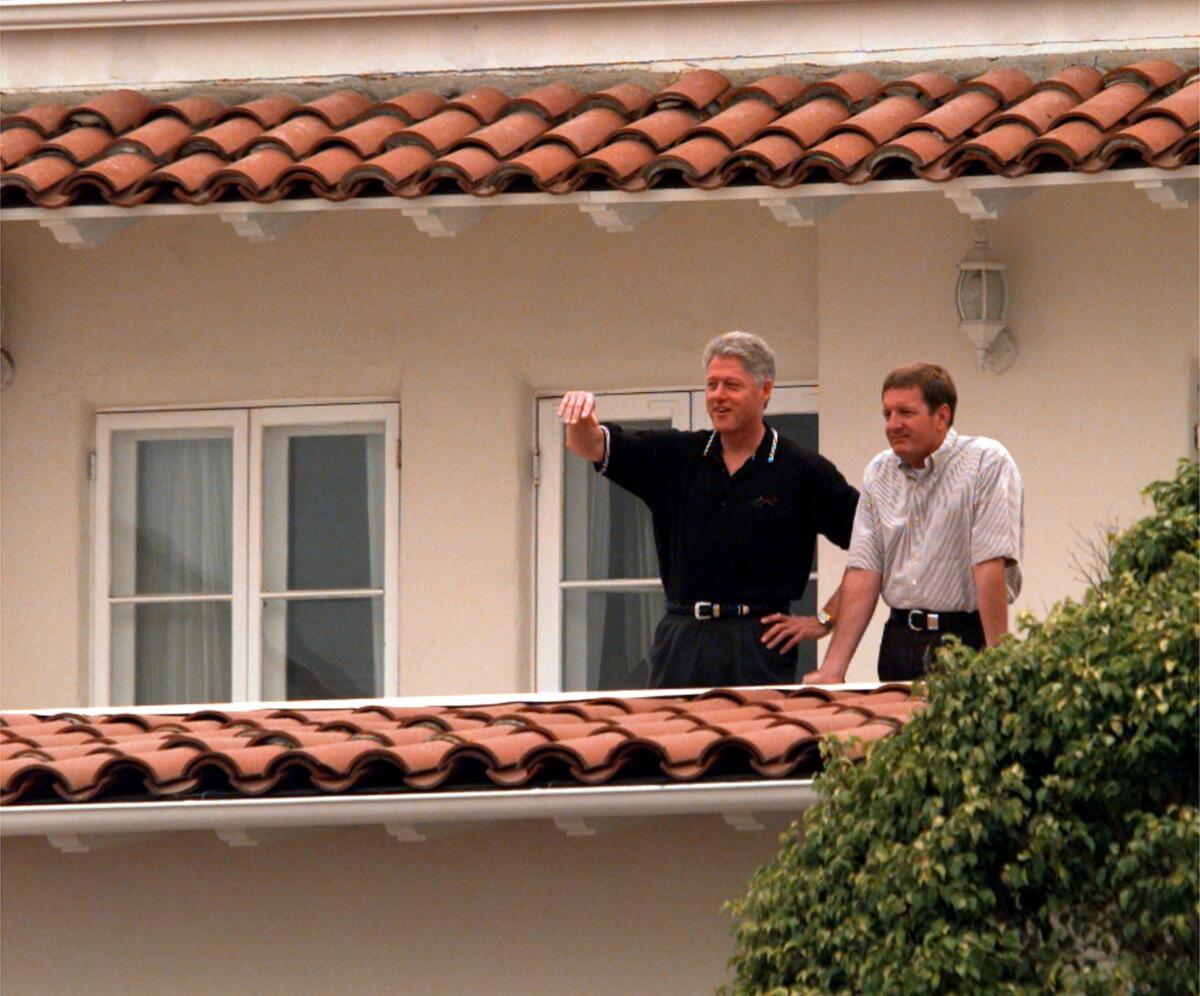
[{"xmin": 726, "ymin": 460, "xmax": 1200, "ymax": 995}]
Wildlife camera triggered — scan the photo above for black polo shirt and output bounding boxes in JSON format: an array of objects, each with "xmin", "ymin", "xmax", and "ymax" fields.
[{"xmin": 599, "ymin": 421, "xmax": 860, "ymax": 606}]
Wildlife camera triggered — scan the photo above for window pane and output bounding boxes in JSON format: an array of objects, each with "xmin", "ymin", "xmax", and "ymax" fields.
[
  {"xmin": 562, "ymin": 418, "xmax": 663, "ymax": 581},
  {"xmin": 261, "ymin": 597, "xmax": 382, "ymax": 700},
  {"xmin": 111, "ymin": 432, "xmax": 233, "ymax": 597},
  {"xmin": 562, "ymin": 588, "xmax": 666, "ymax": 691},
  {"xmin": 262, "ymin": 427, "xmax": 384, "ymax": 592},
  {"xmin": 110, "ymin": 602, "xmax": 231, "ymax": 706}
]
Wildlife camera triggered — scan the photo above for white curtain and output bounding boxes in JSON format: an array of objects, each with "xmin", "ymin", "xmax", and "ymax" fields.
[
  {"xmin": 365, "ymin": 432, "xmax": 385, "ymax": 693},
  {"xmin": 134, "ymin": 437, "xmax": 232, "ymax": 703},
  {"xmin": 584, "ymin": 468, "xmax": 661, "ymax": 689}
]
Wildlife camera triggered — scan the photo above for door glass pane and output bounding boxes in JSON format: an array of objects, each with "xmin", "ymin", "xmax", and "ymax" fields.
[
  {"xmin": 770, "ymin": 412, "xmax": 817, "ymax": 453},
  {"xmin": 562, "ymin": 418, "xmax": 663, "ymax": 582},
  {"xmin": 110, "ymin": 432, "xmax": 233, "ymax": 597},
  {"xmin": 262, "ymin": 426, "xmax": 384, "ymax": 592},
  {"xmin": 261, "ymin": 597, "xmax": 382, "ymax": 700},
  {"xmin": 111, "ymin": 602, "xmax": 232, "ymax": 706},
  {"xmin": 563, "ymin": 588, "xmax": 666, "ymax": 691}
]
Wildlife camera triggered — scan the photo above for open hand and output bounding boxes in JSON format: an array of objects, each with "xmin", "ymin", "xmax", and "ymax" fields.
[{"xmin": 557, "ymin": 391, "xmax": 598, "ymax": 427}]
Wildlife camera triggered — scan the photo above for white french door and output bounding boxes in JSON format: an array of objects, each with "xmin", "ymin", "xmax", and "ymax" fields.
[
  {"xmin": 536, "ymin": 392, "xmax": 689, "ymax": 691},
  {"xmin": 535, "ymin": 385, "xmax": 821, "ymax": 691}
]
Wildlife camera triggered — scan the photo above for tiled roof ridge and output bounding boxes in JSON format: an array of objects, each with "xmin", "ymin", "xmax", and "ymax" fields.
[
  {"xmin": 1, "ymin": 61, "xmax": 1196, "ymax": 207},
  {"xmin": 0, "ymin": 684, "xmax": 923, "ymax": 806}
]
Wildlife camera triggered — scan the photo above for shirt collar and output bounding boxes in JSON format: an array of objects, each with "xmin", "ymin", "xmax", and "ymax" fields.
[
  {"xmin": 704, "ymin": 422, "xmax": 779, "ymax": 464},
  {"xmin": 896, "ymin": 427, "xmax": 959, "ymax": 475}
]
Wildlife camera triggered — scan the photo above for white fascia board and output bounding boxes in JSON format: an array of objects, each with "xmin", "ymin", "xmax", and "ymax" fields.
[
  {"xmin": 0, "ymin": 0, "xmax": 837, "ymax": 29},
  {"xmin": 0, "ymin": 780, "xmax": 820, "ymax": 838},
  {"xmin": 2, "ymin": 167, "xmax": 1195, "ymax": 226}
]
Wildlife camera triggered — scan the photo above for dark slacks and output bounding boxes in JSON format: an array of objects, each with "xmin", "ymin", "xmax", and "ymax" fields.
[
  {"xmin": 878, "ymin": 613, "xmax": 985, "ymax": 682},
  {"xmin": 648, "ymin": 613, "xmax": 798, "ymax": 688}
]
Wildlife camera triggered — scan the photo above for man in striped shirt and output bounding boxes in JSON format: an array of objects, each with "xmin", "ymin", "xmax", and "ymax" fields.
[{"xmin": 806, "ymin": 362, "xmax": 1023, "ymax": 683}]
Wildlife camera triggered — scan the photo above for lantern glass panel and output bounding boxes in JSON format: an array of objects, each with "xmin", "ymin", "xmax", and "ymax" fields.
[
  {"xmin": 984, "ymin": 269, "xmax": 1007, "ymax": 321},
  {"xmin": 956, "ymin": 269, "xmax": 982, "ymax": 321}
]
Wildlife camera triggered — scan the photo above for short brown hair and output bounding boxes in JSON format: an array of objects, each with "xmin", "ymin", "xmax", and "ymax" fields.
[{"xmin": 882, "ymin": 363, "xmax": 958, "ymax": 425}]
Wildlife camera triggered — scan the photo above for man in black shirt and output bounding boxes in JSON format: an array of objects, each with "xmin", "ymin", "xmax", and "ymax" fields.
[{"xmin": 558, "ymin": 331, "xmax": 860, "ymax": 688}]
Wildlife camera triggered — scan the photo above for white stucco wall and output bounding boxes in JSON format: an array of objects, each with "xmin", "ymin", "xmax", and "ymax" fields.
[
  {"xmin": 2, "ymin": 0, "xmax": 1196, "ymax": 91},
  {"xmin": 0, "ymin": 200, "xmax": 821, "ymax": 706},
  {"xmin": 0, "ymin": 813, "xmax": 788, "ymax": 994},
  {"xmin": 1, "ymin": 185, "xmax": 1196, "ymax": 704},
  {"xmin": 816, "ymin": 184, "xmax": 1200, "ymax": 677}
]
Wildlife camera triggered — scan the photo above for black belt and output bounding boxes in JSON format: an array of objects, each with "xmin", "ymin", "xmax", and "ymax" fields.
[
  {"xmin": 667, "ymin": 601, "xmax": 787, "ymax": 620},
  {"xmin": 889, "ymin": 608, "xmax": 981, "ymax": 633}
]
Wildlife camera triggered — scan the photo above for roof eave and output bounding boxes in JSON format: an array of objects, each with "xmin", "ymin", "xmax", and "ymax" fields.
[{"xmin": 0, "ymin": 778, "xmax": 820, "ymax": 848}]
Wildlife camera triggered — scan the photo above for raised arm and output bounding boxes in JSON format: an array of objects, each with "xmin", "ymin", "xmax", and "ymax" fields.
[
  {"xmin": 803, "ymin": 567, "xmax": 881, "ymax": 684},
  {"xmin": 557, "ymin": 391, "xmax": 605, "ymax": 463}
]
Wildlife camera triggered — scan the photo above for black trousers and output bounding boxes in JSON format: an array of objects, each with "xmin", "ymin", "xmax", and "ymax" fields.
[
  {"xmin": 878, "ymin": 614, "xmax": 985, "ymax": 682},
  {"xmin": 648, "ymin": 613, "xmax": 798, "ymax": 688}
]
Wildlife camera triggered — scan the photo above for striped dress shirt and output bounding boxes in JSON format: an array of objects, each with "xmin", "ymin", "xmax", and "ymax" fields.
[{"xmin": 846, "ymin": 428, "xmax": 1024, "ymax": 611}]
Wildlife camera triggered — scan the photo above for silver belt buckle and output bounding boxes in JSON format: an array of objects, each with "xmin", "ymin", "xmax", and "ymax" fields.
[
  {"xmin": 694, "ymin": 601, "xmax": 713, "ymax": 620},
  {"xmin": 907, "ymin": 610, "xmax": 939, "ymax": 631}
]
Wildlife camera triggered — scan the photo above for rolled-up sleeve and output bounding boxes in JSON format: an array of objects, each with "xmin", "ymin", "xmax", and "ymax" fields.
[
  {"xmin": 971, "ymin": 446, "xmax": 1024, "ymax": 600},
  {"xmin": 846, "ymin": 486, "xmax": 885, "ymax": 574}
]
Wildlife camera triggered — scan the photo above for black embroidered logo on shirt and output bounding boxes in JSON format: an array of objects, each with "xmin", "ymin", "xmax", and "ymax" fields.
[{"xmin": 750, "ymin": 495, "xmax": 779, "ymax": 509}]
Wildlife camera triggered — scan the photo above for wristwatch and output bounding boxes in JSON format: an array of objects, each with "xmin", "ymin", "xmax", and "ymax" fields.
[{"xmin": 816, "ymin": 609, "xmax": 834, "ymax": 632}]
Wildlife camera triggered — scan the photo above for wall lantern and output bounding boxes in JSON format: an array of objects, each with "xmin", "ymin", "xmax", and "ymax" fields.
[{"xmin": 956, "ymin": 221, "xmax": 1017, "ymax": 373}]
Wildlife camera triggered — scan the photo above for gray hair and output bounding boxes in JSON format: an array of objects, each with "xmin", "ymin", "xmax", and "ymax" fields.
[{"xmin": 702, "ymin": 331, "xmax": 776, "ymax": 385}]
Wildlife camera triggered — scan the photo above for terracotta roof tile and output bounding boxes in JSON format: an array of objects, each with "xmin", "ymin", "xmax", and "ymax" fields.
[
  {"xmin": 395, "ymin": 108, "xmax": 484, "ymax": 154},
  {"xmin": 1036, "ymin": 65, "xmax": 1105, "ymax": 101},
  {"xmin": 374, "ymin": 90, "xmax": 446, "ymax": 122},
  {"xmin": 0, "ymin": 126, "xmax": 42, "ymax": 168},
  {"xmin": 220, "ymin": 95, "xmax": 298, "ymax": 127},
  {"xmin": 1, "ymin": 685, "xmax": 923, "ymax": 806},
  {"xmin": 289, "ymin": 89, "xmax": 374, "ymax": 128},
  {"xmin": 446, "ymin": 85, "xmax": 512, "ymax": 124},
  {"xmin": 579, "ymin": 82, "xmax": 655, "ymax": 116},
  {"xmin": 880, "ymin": 70, "xmax": 959, "ymax": 102},
  {"xmin": 1105, "ymin": 58, "xmax": 1187, "ymax": 90},
  {"xmin": 109, "ymin": 115, "xmax": 195, "ymax": 161},
  {"xmin": 317, "ymin": 114, "xmax": 407, "ymax": 157},
  {"xmin": 181, "ymin": 117, "xmax": 265, "ymax": 158},
  {"xmin": 613, "ymin": 106, "xmax": 700, "ymax": 150},
  {"xmin": 341, "ymin": 144, "xmax": 435, "ymax": 194},
  {"xmin": 510, "ymin": 82, "xmax": 582, "ymax": 119},
  {"xmin": 1058, "ymin": 80, "xmax": 1156, "ymax": 130},
  {"xmin": 151, "ymin": 95, "xmax": 226, "ymax": 127},
  {"xmin": 40, "ymin": 126, "xmax": 116, "ymax": 164},
  {"xmin": 68, "ymin": 89, "xmax": 154, "ymax": 132},
  {"xmin": 963, "ymin": 67, "xmax": 1034, "ymax": 105},
  {"xmin": 686, "ymin": 97, "xmax": 779, "ymax": 146},
  {"xmin": 2, "ymin": 102, "xmax": 71, "ymax": 134},
  {"xmin": 539, "ymin": 106, "xmax": 628, "ymax": 155},
  {"xmin": 455, "ymin": 110, "xmax": 550, "ymax": 157},
  {"xmin": 1130, "ymin": 80, "xmax": 1200, "ymax": 127},
  {"xmin": 1, "ymin": 64, "xmax": 1194, "ymax": 209},
  {"xmin": 806, "ymin": 71, "xmax": 882, "ymax": 107},
  {"xmin": 722, "ymin": 74, "xmax": 808, "ymax": 110},
  {"xmin": 250, "ymin": 114, "xmax": 332, "ymax": 158},
  {"xmin": 655, "ymin": 68, "xmax": 730, "ymax": 109}
]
